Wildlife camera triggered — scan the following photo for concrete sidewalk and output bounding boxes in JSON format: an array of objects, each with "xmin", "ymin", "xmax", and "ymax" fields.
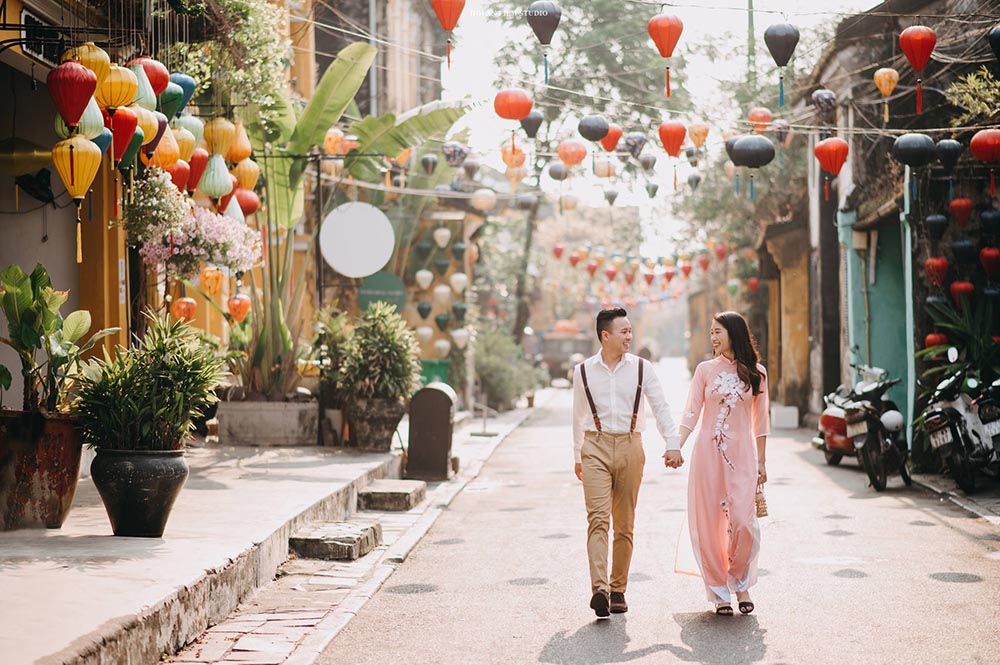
[{"xmin": 0, "ymin": 393, "xmax": 549, "ymax": 665}]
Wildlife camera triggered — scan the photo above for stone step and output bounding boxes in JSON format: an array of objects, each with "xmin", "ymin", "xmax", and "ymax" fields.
[
  {"xmin": 357, "ymin": 479, "xmax": 427, "ymax": 511},
  {"xmin": 289, "ymin": 519, "xmax": 383, "ymax": 561}
]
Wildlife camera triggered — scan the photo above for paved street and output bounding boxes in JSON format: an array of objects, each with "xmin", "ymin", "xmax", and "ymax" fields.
[{"xmin": 318, "ymin": 357, "xmax": 1000, "ymax": 665}]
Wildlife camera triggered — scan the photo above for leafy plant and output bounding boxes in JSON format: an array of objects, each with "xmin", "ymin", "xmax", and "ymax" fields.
[
  {"xmin": 915, "ymin": 296, "xmax": 1000, "ymax": 387},
  {"xmin": 945, "ymin": 66, "xmax": 1000, "ymax": 127},
  {"xmin": 337, "ymin": 302, "xmax": 421, "ymax": 401},
  {"xmin": 0, "ymin": 264, "xmax": 119, "ymax": 412},
  {"xmin": 73, "ymin": 312, "xmax": 224, "ymax": 450},
  {"xmin": 474, "ymin": 321, "xmax": 537, "ymax": 411},
  {"xmin": 313, "ymin": 307, "xmax": 351, "ymax": 409}
]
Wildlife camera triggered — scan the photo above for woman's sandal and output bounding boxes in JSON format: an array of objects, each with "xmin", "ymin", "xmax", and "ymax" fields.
[
  {"xmin": 738, "ymin": 601, "xmax": 755, "ymax": 614},
  {"xmin": 715, "ymin": 603, "xmax": 734, "ymax": 616}
]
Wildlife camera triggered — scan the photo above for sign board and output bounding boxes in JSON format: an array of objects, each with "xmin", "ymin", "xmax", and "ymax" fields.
[{"xmin": 319, "ymin": 202, "xmax": 395, "ymax": 278}]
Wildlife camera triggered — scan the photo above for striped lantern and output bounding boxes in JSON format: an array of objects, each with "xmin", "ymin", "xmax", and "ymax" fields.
[
  {"xmin": 131, "ymin": 105, "xmax": 158, "ymax": 147},
  {"xmin": 47, "ymin": 61, "xmax": 97, "ymax": 129},
  {"xmin": 52, "ymin": 134, "xmax": 103, "ymax": 262},
  {"xmin": 61, "ymin": 42, "xmax": 110, "ymax": 89},
  {"xmin": 226, "ymin": 121, "xmax": 252, "ymax": 163},
  {"xmin": 56, "ymin": 96, "xmax": 104, "ymax": 139},
  {"xmin": 203, "ymin": 117, "xmax": 236, "ymax": 156},
  {"xmin": 95, "ymin": 64, "xmax": 138, "ymax": 111},
  {"xmin": 198, "ymin": 154, "xmax": 235, "ymax": 198},
  {"xmin": 141, "ymin": 122, "xmax": 180, "ymax": 168},
  {"xmin": 172, "ymin": 126, "xmax": 196, "ymax": 162},
  {"xmin": 127, "ymin": 62, "xmax": 157, "ymax": 111},
  {"xmin": 232, "ymin": 158, "xmax": 260, "ymax": 190},
  {"xmin": 172, "ymin": 114, "xmax": 204, "ymax": 147},
  {"xmin": 136, "ymin": 57, "xmax": 170, "ymax": 96}
]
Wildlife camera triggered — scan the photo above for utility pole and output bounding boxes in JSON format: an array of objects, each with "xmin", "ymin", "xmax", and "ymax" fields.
[
  {"xmin": 512, "ymin": 196, "xmax": 540, "ymax": 345},
  {"xmin": 747, "ymin": 0, "xmax": 757, "ymax": 88}
]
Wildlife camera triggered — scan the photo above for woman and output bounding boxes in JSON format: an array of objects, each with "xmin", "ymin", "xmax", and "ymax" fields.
[{"xmin": 666, "ymin": 311, "xmax": 769, "ymax": 615}]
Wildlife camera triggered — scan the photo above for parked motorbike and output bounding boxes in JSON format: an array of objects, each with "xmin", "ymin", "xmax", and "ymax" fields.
[
  {"xmin": 922, "ymin": 349, "xmax": 1000, "ymax": 493},
  {"xmin": 812, "ymin": 364, "xmax": 909, "ymax": 491}
]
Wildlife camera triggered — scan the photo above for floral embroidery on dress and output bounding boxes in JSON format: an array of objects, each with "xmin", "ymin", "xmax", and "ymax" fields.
[{"xmin": 710, "ymin": 371, "xmax": 745, "ymax": 471}]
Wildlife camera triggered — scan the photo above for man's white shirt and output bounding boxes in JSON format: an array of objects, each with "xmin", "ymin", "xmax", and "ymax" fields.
[{"xmin": 571, "ymin": 352, "xmax": 680, "ymax": 463}]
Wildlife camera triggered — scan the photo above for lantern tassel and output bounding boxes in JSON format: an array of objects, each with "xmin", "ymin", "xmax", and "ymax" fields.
[
  {"xmin": 750, "ymin": 174, "xmax": 755, "ymax": 201},
  {"xmin": 913, "ymin": 172, "xmax": 918, "ymax": 202},
  {"xmin": 14, "ymin": 184, "xmax": 18, "ymax": 211},
  {"xmin": 883, "ymin": 101, "xmax": 890, "ymax": 124},
  {"xmin": 665, "ymin": 66, "xmax": 671, "ymax": 98},
  {"xmin": 447, "ymin": 38, "xmax": 452, "ymax": 69},
  {"xmin": 76, "ymin": 220, "xmax": 82, "ymax": 264},
  {"xmin": 949, "ymin": 178, "xmax": 954, "ymax": 201},
  {"xmin": 543, "ymin": 52, "xmax": 549, "ymax": 84},
  {"xmin": 779, "ymin": 73, "xmax": 785, "ymax": 108},
  {"xmin": 673, "ymin": 163, "xmax": 678, "ymax": 191},
  {"xmin": 916, "ymin": 79, "xmax": 922, "ymax": 114},
  {"xmin": 824, "ymin": 176, "xmax": 829, "ymax": 201}
]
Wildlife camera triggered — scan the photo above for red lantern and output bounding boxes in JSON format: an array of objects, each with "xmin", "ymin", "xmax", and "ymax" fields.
[
  {"xmin": 187, "ymin": 147, "xmax": 209, "ymax": 194},
  {"xmin": 647, "ymin": 14, "xmax": 683, "ymax": 97},
  {"xmin": 557, "ymin": 139, "xmax": 588, "ymax": 168},
  {"xmin": 568, "ymin": 252, "xmax": 581, "ymax": 268},
  {"xmin": 658, "ymin": 121, "xmax": 686, "ymax": 157},
  {"xmin": 605, "ymin": 267, "xmax": 618, "ymax": 281},
  {"xmin": 228, "ymin": 294, "xmax": 251, "ymax": 323},
  {"xmin": 170, "ymin": 296, "xmax": 197, "ymax": 322},
  {"xmin": 924, "ymin": 256, "xmax": 949, "ymax": 287},
  {"xmin": 235, "ymin": 187, "xmax": 261, "ymax": 216},
  {"xmin": 899, "ymin": 26, "xmax": 936, "ymax": 114},
  {"xmin": 813, "ymin": 137, "xmax": 849, "ymax": 201},
  {"xmin": 949, "ymin": 198, "xmax": 974, "ymax": 227},
  {"xmin": 970, "ymin": 129, "xmax": 1000, "ymax": 195},
  {"xmin": 600, "ymin": 124, "xmax": 623, "ymax": 153},
  {"xmin": 217, "ymin": 174, "xmax": 239, "ymax": 212},
  {"xmin": 625, "ymin": 272, "xmax": 636, "ymax": 285},
  {"xmin": 493, "ymin": 89, "xmax": 533, "ymax": 121},
  {"xmin": 925, "ymin": 333, "xmax": 947, "ymax": 348},
  {"xmin": 47, "ymin": 61, "xmax": 98, "ymax": 129},
  {"xmin": 980, "ymin": 247, "xmax": 1000, "ymax": 280},
  {"xmin": 950, "ymin": 280, "xmax": 975, "ymax": 306},
  {"xmin": 680, "ymin": 262, "xmax": 692, "ymax": 279},
  {"xmin": 644, "ymin": 273, "xmax": 655, "ymax": 286},
  {"xmin": 697, "ymin": 254, "xmax": 710, "ymax": 272},
  {"xmin": 102, "ymin": 106, "xmax": 138, "ymax": 164},
  {"xmin": 714, "ymin": 244, "xmax": 727, "ymax": 262},
  {"xmin": 165, "ymin": 159, "xmax": 190, "ymax": 192},
  {"xmin": 431, "ymin": 0, "xmax": 465, "ymax": 67},
  {"xmin": 747, "ymin": 277, "xmax": 760, "ymax": 293},
  {"xmin": 552, "ymin": 244, "xmax": 564, "ymax": 260},
  {"xmin": 586, "ymin": 260, "xmax": 598, "ymax": 277},
  {"xmin": 664, "ymin": 267, "xmax": 676, "ymax": 283}
]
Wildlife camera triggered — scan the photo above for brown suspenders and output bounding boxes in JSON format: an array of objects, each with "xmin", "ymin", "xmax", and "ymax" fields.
[{"xmin": 579, "ymin": 359, "xmax": 644, "ymax": 434}]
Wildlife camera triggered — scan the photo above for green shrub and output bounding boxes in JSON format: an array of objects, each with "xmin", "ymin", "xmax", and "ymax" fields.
[
  {"xmin": 474, "ymin": 322, "xmax": 537, "ymax": 410},
  {"xmin": 337, "ymin": 302, "xmax": 421, "ymax": 400}
]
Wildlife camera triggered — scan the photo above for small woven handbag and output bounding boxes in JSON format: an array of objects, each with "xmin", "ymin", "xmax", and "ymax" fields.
[{"xmin": 755, "ymin": 482, "xmax": 769, "ymax": 518}]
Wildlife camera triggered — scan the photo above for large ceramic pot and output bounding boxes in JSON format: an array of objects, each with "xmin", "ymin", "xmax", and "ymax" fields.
[
  {"xmin": 90, "ymin": 449, "xmax": 189, "ymax": 537},
  {"xmin": 0, "ymin": 413, "xmax": 83, "ymax": 530},
  {"xmin": 346, "ymin": 397, "xmax": 407, "ymax": 450}
]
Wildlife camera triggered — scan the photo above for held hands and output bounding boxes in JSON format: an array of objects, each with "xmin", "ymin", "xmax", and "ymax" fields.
[{"xmin": 663, "ymin": 450, "xmax": 684, "ymax": 469}]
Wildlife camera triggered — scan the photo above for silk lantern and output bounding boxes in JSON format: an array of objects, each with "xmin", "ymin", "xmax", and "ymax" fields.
[
  {"xmin": 416, "ymin": 326, "xmax": 434, "ymax": 345},
  {"xmin": 174, "ymin": 113, "xmax": 204, "ymax": 147},
  {"xmin": 235, "ymin": 187, "xmax": 260, "ymax": 216},
  {"xmin": 731, "ymin": 135, "xmax": 775, "ymax": 200},
  {"xmin": 157, "ymin": 81, "xmax": 185, "ymax": 122},
  {"xmin": 61, "ymin": 42, "xmax": 110, "ymax": 89},
  {"xmin": 873, "ymin": 67, "xmax": 899, "ymax": 123},
  {"xmin": 198, "ymin": 154, "xmax": 235, "ymax": 199},
  {"xmin": 187, "ymin": 148, "xmax": 210, "ymax": 195},
  {"xmin": 232, "ymin": 158, "xmax": 261, "ymax": 191},
  {"xmin": 578, "ymin": 114, "xmax": 610, "ymax": 142},
  {"xmin": 899, "ymin": 25, "xmax": 936, "ymax": 114},
  {"xmin": 165, "ymin": 159, "xmax": 190, "ymax": 192},
  {"xmin": 970, "ymin": 129, "xmax": 1000, "ymax": 195},
  {"xmin": 141, "ymin": 121, "xmax": 180, "ymax": 168},
  {"xmin": 811, "ymin": 89, "xmax": 837, "ymax": 125},
  {"xmin": 145, "ymin": 111, "xmax": 169, "ymax": 156},
  {"xmin": 203, "ymin": 117, "xmax": 236, "ymax": 156},
  {"xmin": 227, "ymin": 293, "xmax": 251, "ymax": 323},
  {"xmin": 200, "ymin": 266, "xmax": 224, "ymax": 295},
  {"xmin": 131, "ymin": 105, "xmax": 158, "ymax": 147},
  {"xmin": 170, "ymin": 296, "xmax": 197, "ymax": 322},
  {"xmin": 431, "ymin": 0, "xmax": 465, "ymax": 67},
  {"xmin": 600, "ymin": 124, "xmax": 623, "ymax": 153},
  {"xmin": 526, "ymin": 0, "xmax": 561, "ymax": 83},
  {"xmin": 52, "ymin": 134, "xmax": 101, "ymax": 261},
  {"xmin": 223, "ymin": 195, "xmax": 245, "ymax": 223},
  {"xmin": 557, "ymin": 139, "xmax": 587, "ymax": 168},
  {"xmin": 648, "ymin": 13, "xmax": 683, "ymax": 97},
  {"xmin": 892, "ymin": 132, "xmax": 935, "ymax": 200},
  {"xmin": 415, "ymin": 269, "xmax": 434, "ymax": 291},
  {"xmin": 169, "ymin": 73, "xmax": 197, "ymax": 113},
  {"xmin": 748, "ymin": 107, "xmax": 772, "ymax": 134},
  {"xmin": 494, "ymin": 89, "xmax": 533, "ymax": 150},
  {"xmin": 936, "ymin": 139, "xmax": 962, "ymax": 199},
  {"xmin": 226, "ymin": 121, "xmax": 252, "ymax": 163},
  {"xmin": 434, "ymin": 338, "xmax": 452, "ymax": 359},
  {"xmin": 813, "ymin": 137, "xmax": 849, "ymax": 201},
  {"xmin": 47, "ymin": 61, "xmax": 97, "ymax": 129},
  {"xmin": 950, "ymin": 198, "xmax": 973, "ymax": 228},
  {"xmin": 116, "ymin": 127, "xmax": 144, "ymax": 173},
  {"xmin": 218, "ymin": 174, "xmax": 240, "ymax": 213},
  {"xmin": 127, "ymin": 61, "xmax": 156, "ymax": 111},
  {"xmin": 689, "ymin": 123, "xmax": 709, "ymax": 149},
  {"xmin": 172, "ymin": 126, "xmax": 196, "ymax": 162},
  {"xmin": 449, "ymin": 271, "xmax": 468, "ymax": 294},
  {"xmin": 471, "ymin": 188, "xmax": 496, "ymax": 212},
  {"xmin": 56, "ymin": 96, "xmax": 104, "ymax": 140},
  {"xmin": 137, "ymin": 57, "xmax": 169, "ymax": 96},
  {"xmin": 96, "ymin": 65, "xmax": 138, "ymax": 111},
  {"xmin": 763, "ymin": 23, "xmax": 799, "ymax": 107}
]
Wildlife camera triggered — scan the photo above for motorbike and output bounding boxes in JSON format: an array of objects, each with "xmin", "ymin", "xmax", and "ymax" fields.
[
  {"xmin": 922, "ymin": 351, "xmax": 1000, "ymax": 493},
  {"xmin": 812, "ymin": 364, "xmax": 909, "ymax": 491}
]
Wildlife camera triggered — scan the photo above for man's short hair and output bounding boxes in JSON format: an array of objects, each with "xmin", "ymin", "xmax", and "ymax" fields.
[{"xmin": 596, "ymin": 307, "xmax": 628, "ymax": 341}]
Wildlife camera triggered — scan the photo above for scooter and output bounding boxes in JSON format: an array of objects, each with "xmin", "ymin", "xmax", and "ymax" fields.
[{"xmin": 845, "ymin": 378, "xmax": 909, "ymax": 491}]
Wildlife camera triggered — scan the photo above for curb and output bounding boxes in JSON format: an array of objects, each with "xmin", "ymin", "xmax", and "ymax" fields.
[
  {"xmin": 910, "ymin": 475, "xmax": 1000, "ymax": 527},
  {"xmin": 282, "ymin": 393, "xmax": 552, "ymax": 665}
]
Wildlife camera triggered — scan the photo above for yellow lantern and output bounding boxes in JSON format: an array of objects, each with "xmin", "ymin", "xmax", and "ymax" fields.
[
  {"xmin": 688, "ymin": 122, "xmax": 709, "ymax": 149},
  {"xmin": 873, "ymin": 67, "xmax": 900, "ymax": 124},
  {"xmin": 141, "ymin": 123, "xmax": 180, "ymax": 168},
  {"xmin": 226, "ymin": 121, "xmax": 252, "ymax": 163},
  {"xmin": 173, "ymin": 126, "xmax": 196, "ymax": 162},
  {"xmin": 203, "ymin": 117, "xmax": 236, "ymax": 156},
  {"xmin": 173, "ymin": 114, "xmax": 204, "ymax": 147},
  {"xmin": 232, "ymin": 158, "xmax": 260, "ymax": 191},
  {"xmin": 62, "ymin": 42, "xmax": 110, "ymax": 89},
  {"xmin": 95, "ymin": 64, "xmax": 138, "ymax": 111},
  {"xmin": 131, "ymin": 105, "xmax": 158, "ymax": 146},
  {"xmin": 52, "ymin": 135, "xmax": 102, "ymax": 262},
  {"xmin": 200, "ymin": 266, "xmax": 224, "ymax": 295}
]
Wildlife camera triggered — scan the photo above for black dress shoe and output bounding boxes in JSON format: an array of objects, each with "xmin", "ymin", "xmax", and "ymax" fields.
[
  {"xmin": 590, "ymin": 590, "xmax": 610, "ymax": 618},
  {"xmin": 609, "ymin": 592, "xmax": 628, "ymax": 613}
]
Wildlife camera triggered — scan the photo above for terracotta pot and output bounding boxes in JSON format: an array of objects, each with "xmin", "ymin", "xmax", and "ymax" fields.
[
  {"xmin": 0, "ymin": 413, "xmax": 83, "ymax": 530},
  {"xmin": 346, "ymin": 397, "xmax": 407, "ymax": 451},
  {"xmin": 90, "ymin": 449, "xmax": 188, "ymax": 537}
]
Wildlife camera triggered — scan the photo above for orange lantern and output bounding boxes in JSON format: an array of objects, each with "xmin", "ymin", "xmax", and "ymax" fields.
[
  {"xmin": 324, "ymin": 127, "xmax": 344, "ymax": 155},
  {"xmin": 235, "ymin": 187, "xmax": 261, "ymax": 216},
  {"xmin": 172, "ymin": 126, "xmax": 196, "ymax": 162},
  {"xmin": 688, "ymin": 122, "xmax": 709, "ymax": 149},
  {"xmin": 227, "ymin": 293, "xmax": 251, "ymax": 323},
  {"xmin": 200, "ymin": 266, "xmax": 224, "ymax": 295},
  {"xmin": 226, "ymin": 121, "xmax": 252, "ymax": 163},
  {"xmin": 648, "ymin": 13, "xmax": 683, "ymax": 97},
  {"xmin": 494, "ymin": 89, "xmax": 533, "ymax": 121},
  {"xmin": 431, "ymin": 0, "xmax": 466, "ymax": 68},
  {"xmin": 232, "ymin": 158, "xmax": 261, "ymax": 191},
  {"xmin": 747, "ymin": 107, "xmax": 772, "ymax": 134},
  {"xmin": 501, "ymin": 142, "xmax": 526, "ymax": 168},
  {"xmin": 658, "ymin": 121, "xmax": 686, "ymax": 157},
  {"xmin": 873, "ymin": 67, "xmax": 899, "ymax": 123},
  {"xmin": 141, "ymin": 122, "xmax": 180, "ymax": 168},
  {"xmin": 170, "ymin": 296, "xmax": 198, "ymax": 322},
  {"xmin": 557, "ymin": 139, "xmax": 587, "ymax": 168}
]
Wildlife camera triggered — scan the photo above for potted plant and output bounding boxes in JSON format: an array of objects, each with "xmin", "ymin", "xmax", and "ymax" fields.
[
  {"xmin": 314, "ymin": 306, "xmax": 351, "ymax": 445},
  {"xmin": 73, "ymin": 312, "xmax": 223, "ymax": 537},
  {"xmin": 0, "ymin": 264, "xmax": 118, "ymax": 530},
  {"xmin": 337, "ymin": 302, "xmax": 422, "ymax": 450}
]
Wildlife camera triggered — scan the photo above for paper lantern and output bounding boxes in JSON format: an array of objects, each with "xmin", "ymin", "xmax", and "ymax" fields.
[
  {"xmin": 218, "ymin": 174, "xmax": 240, "ymax": 212},
  {"xmin": 471, "ymin": 188, "xmax": 496, "ymax": 211},
  {"xmin": 950, "ymin": 198, "xmax": 973, "ymax": 227},
  {"xmin": 198, "ymin": 154, "xmax": 235, "ymax": 198},
  {"xmin": 747, "ymin": 277, "xmax": 760, "ymax": 293},
  {"xmin": 116, "ymin": 127, "xmax": 144, "ymax": 172},
  {"xmin": 56, "ymin": 96, "xmax": 104, "ymax": 140},
  {"xmin": 970, "ymin": 129, "xmax": 1000, "ymax": 195},
  {"xmin": 227, "ymin": 293, "xmax": 251, "ymax": 323},
  {"xmin": 561, "ymin": 193, "xmax": 578, "ymax": 211},
  {"xmin": 449, "ymin": 272, "xmax": 468, "ymax": 294},
  {"xmin": 595, "ymin": 158, "xmax": 616, "ymax": 178},
  {"xmin": 52, "ymin": 134, "xmax": 102, "ymax": 203},
  {"xmin": 223, "ymin": 195, "xmax": 245, "ymax": 223},
  {"xmin": 145, "ymin": 111, "xmax": 169, "ymax": 156},
  {"xmin": 131, "ymin": 105, "xmax": 158, "ymax": 147},
  {"xmin": 415, "ymin": 269, "xmax": 434, "ymax": 290},
  {"xmin": 415, "ymin": 326, "xmax": 434, "ymax": 344},
  {"xmin": 441, "ymin": 141, "xmax": 469, "ymax": 167},
  {"xmin": 323, "ymin": 127, "xmax": 344, "ymax": 155},
  {"xmin": 172, "ymin": 126, "xmax": 196, "ymax": 162},
  {"xmin": 811, "ymin": 89, "xmax": 837, "ymax": 124},
  {"xmin": 187, "ymin": 148, "xmax": 210, "ymax": 194},
  {"xmin": 170, "ymin": 296, "xmax": 198, "ymax": 322},
  {"xmin": 501, "ymin": 142, "xmax": 526, "ymax": 168},
  {"xmin": 127, "ymin": 62, "xmax": 156, "ymax": 111},
  {"xmin": 96, "ymin": 65, "xmax": 138, "ymax": 111},
  {"xmin": 165, "ymin": 159, "xmax": 190, "ymax": 192},
  {"xmin": 157, "ymin": 81, "xmax": 185, "ymax": 122},
  {"xmin": 169, "ymin": 72, "xmax": 197, "ymax": 113},
  {"xmin": 732, "ymin": 135, "xmax": 775, "ymax": 200},
  {"xmin": 235, "ymin": 187, "xmax": 260, "ymax": 216},
  {"xmin": 226, "ymin": 121, "xmax": 252, "ymax": 163},
  {"xmin": 648, "ymin": 13, "xmax": 683, "ymax": 97},
  {"xmin": 62, "ymin": 42, "xmax": 110, "ymax": 89},
  {"xmin": 434, "ymin": 284, "xmax": 452, "ymax": 306},
  {"xmin": 647, "ymin": 182, "xmax": 660, "ymax": 198},
  {"xmin": 141, "ymin": 121, "xmax": 180, "ymax": 168},
  {"xmin": 47, "ymin": 61, "xmax": 97, "ymax": 129},
  {"xmin": 748, "ymin": 107, "xmax": 772, "ymax": 134},
  {"xmin": 558, "ymin": 139, "xmax": 587, "ymax": 167},
  {"xmin": 173, "ymin": 114, "xmax": 204, "ymax": 148},
  {"xmin": 434, "ymin": 338, "xmax": 452, "ymax": 358},
  {"xmin": 578, "ymin": 114, "xmax": 610, "ymax": 142},
  {"xmin": 433, "ymin": 226, "xmax": 452, "ymax": 248},
  {"xmin": 200, "ymin": 266, "xmax": 224, "ymax": 295},
  {"xmin": 639, "ymin": 153, "xmax": 657, "ymax": 171},
  {"xmin": 873, "ymin": 67, "xmax": 899, "ymax": 123},
  {"xmin": 981, "ymin": 247, "xmax": 1000, "ymax": 281},
  {"xmin": 431, "ymin": 0, "xmax": 465, "ymax": 66},
  {"xmin": 136, "ymin": 57, "xmax": 170, "ymax": 96},
  {"xmin": 925, "ymin": 333, "xmax": 947, "ymax": 349},
  {"xmin": 688, "ymin": 123, "xmax": 709, "ymax": 149},
  {"xmin": 925, "ymin": 215, "xmax": 948, "ymax": 243},
  {"xmin": 232, "ymin": 158, "xmax": 261, "ymax": 191},
  {"xmin": 764, "ymin": 23, "xmax": 799, "ymax": 107},
  {"xmin": 600, "ymin": 124, "xmax": 623, "ymax": 152},
  {"xmin": 493, "ymin": 89, "xmax": 533, "ymax": 120},
  {"xmin": 451, "ymin": 328, "xmax": 470, "ymax": 349},
  {"xmin": 899, "ymin": 26, "xmax": 936, "ymax": 114},
  {"xmin": 658, "ymin": 121, "xmax": 686, "ymax": 157},
  {"xmin": 950, "ymin": 280, "xmax": 975, "ymax": 307},
  {"xmin": 814, "ymin": 137, "xmax": 849, "ymax": 201},
  {"xmin": 203, "ymin": 117, "xmax": 236, "ymax": 156}
]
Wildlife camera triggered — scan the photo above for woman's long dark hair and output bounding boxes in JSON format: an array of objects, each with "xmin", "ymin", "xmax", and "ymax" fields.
[{"xmin": 714, "ymin": 311, "xmax": 764, "ymax": 395}]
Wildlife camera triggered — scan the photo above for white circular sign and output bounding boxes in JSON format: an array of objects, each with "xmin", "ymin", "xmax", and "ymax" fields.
[{"xmin": 319, "ymin": 202, "xmax": 395, "ymax": 278}]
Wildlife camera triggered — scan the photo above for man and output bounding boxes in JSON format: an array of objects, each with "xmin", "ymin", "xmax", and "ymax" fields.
[{"xmin": 573, "ymin": 307, "xmax": 683, "ymax": 618}]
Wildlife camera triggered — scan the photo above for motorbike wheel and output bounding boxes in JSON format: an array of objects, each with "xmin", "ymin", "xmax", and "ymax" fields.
[
  {"xmin": 947, "ymin": 450, "xmax": 977, "ymax": 494},
  {"xmin": 860, "ymin": 431, "xmax": 887, "ymax": 491},
  {"xmin": 824, "ymin": 448, "xmax": 843, "ymax": 466},
  {"xmin": 899, "ymin": 461, "xmax": 912, "ymax": 486}
]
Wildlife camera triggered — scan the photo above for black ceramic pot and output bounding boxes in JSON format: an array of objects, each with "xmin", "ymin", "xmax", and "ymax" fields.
[{"xmin": 90, "ymin": 449, "xmax": 189, "ymax": 537}]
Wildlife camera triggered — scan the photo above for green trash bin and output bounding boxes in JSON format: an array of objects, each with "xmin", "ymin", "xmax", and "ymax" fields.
[{"xmin": 420, "ymin": 359, "xmax": 451, "ymax": 386}]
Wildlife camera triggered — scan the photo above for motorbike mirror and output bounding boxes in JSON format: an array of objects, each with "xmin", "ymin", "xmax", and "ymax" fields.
[{"xmin": 947, "ymin": 347, "xmax": 959, "ymax": 363}]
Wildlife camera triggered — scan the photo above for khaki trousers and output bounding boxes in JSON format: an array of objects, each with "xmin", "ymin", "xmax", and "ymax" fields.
[{"xmin": 581, "ymin": 431, "xmax": 645, "ymax": 594}]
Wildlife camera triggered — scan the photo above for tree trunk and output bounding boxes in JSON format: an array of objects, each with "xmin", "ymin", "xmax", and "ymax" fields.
[{"xmin": 512, "ymin": 199, "xmax": 539, "ymax": 345}]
